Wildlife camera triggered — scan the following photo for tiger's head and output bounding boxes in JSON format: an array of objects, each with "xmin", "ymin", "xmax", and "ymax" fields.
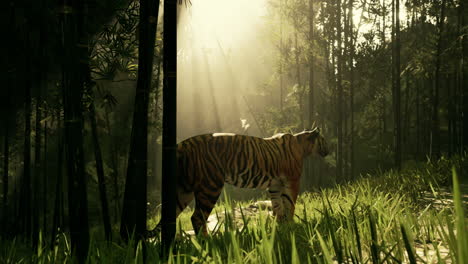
[{"xmin": 294, "ymin": 128, "xmax": 329, "ymax": 158}]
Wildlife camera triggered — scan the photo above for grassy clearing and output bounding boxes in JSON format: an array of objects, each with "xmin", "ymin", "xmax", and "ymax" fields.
[{"xmin": 1, "ymin": 156, "xmax": 467, "ymax": 263}]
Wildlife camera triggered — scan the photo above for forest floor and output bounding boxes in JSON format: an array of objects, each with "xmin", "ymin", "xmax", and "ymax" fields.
[
  {"xmin": 184, "ymin": 184, "xmax": 468, "ymax": 236},
  {"xmin": 182, "ymin": 187, "xmax": 466, "ymax": 263},
  {"xmin": 169, "ymin": 176, "xmax": 467, "ymax": 264},
  {"xmin": 2, "ymin": 157, "xmax": 466, "ymax": 263},
  {"xmin": 420, "ymin": 183, "xmax": 468, "ymax": 210}
]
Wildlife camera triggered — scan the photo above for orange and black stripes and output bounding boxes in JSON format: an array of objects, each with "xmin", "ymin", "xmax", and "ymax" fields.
[{"xmin": 147, "ymin": 129, "xmax": 329, "ymax": 237}]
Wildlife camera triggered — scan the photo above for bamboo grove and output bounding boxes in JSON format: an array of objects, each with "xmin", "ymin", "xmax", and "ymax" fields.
[
  {"xmin": 0, "ymin": 0, "xmax": 467, "ymax": 262},
  {"xmin": 258, "ymin": 0, "xmax": 467, "ymax": 181},
  {"xmin": 1, "ymin": 0, "xmax": 177, "ymax": 261}
]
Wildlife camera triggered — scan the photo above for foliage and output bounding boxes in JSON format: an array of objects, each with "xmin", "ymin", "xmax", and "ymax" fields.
[
  {"xmin": 2, "ymin": 156, "xmax": 466, "ymax": 263},
  {"xmin": 254, "ymin": 0, "xmax": 468, "ymax": 180}
]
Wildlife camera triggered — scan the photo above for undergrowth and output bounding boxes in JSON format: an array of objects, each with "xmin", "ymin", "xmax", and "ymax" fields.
[{"xmin": 1, "ymin": 155, "xmax": 466, "ymax": 263}]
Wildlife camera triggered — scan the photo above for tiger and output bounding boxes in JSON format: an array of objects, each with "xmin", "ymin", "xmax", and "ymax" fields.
[{"xmin": 148, "ymin": 128, "xmax": 329, "ymax": 236}]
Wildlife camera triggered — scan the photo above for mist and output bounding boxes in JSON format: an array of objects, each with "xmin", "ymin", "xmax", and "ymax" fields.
[{"xmin": 177, "ymin": 0, "xmax": 273, "ymax": 139}]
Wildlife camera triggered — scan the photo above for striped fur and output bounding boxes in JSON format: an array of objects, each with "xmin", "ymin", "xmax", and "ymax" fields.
[{"xmin": 149, "ymin": 128, "xmax": 328, "ymax": 236}]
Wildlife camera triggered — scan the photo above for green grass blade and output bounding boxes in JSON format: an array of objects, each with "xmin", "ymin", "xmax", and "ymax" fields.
[
  {"xmin": 368, "ymin": 212, "xmax": 379, "ymax": 264},
  {"xmin": 400, "ymin": 224, "xmax": 417, "ymax": 264},
  {"xmin": 316, "ymin": 231, "xmax": 333, "ymax": 264},
  {"xmin": 452, "ymin": 167, "xmax": 468, "ymax": 264},
  {"xmin": 351, "ymin": 210, "xmax": 363, "ymax": 262}
]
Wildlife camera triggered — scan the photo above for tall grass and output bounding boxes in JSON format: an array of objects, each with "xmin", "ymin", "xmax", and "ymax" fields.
[{"xmin": 1, "ymin": 156, "xmax": 466, "ymax": 263}]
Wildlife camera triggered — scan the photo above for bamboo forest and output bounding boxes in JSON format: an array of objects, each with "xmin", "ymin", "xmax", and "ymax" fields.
[{"xmin": 1, "ymin": 0, "xmax": 467, "ymax": 263}]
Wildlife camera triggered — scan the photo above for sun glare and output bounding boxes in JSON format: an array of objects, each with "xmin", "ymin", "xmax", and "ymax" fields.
[
  {"xmin": 178, "ymin": 0, "xmax": 270, "ymax": 140},
  {"xmin": 187, "ymin": 0, "xmax": 267, "ymax": 49}
]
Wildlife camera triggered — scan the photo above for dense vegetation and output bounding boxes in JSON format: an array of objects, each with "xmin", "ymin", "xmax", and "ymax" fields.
[
  {"xmin": 1, "ymin": 156, "xmax": 466, "ymax": 263},
  {"xmin": 1, "ymin": 0, "xmax": 467, "ymax": 262}
]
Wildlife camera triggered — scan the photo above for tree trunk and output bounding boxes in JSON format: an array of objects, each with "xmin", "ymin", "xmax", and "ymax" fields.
[
  {"xmin": 161, "ymin": 0, "xmax": 177, "ymax": 254},
  {"xmin": 309, "ymin": 0, "xmax": 315, "ymax": 128},
  {"xmin": 85, "ymin": 57, "xmax": 112, "ymax": 241},
  {"xmin": 416, "ymin": 79, "xmax": 421, "ymax": 158},
  {"xmin": 457, "ymin": 2, "xmax": 463, "ymax": 155},
  {"xmin": 20, "ymin": 28, "xmax": 32, "ymax": 239},
  {"xmin": 348, "ymin": 0, "xmax": 354, "ymax": 179},
  {"xmin": 280, "ymin": 0, "xmax": 284, "ymax": 114},
  {"xmin": 294, "ymin": 29, "xmax": 304, "ymax": 129},
  {"xmin": 39, "ymin": 0, "xmax": 48, "ymax": 234},
  {"xmin": 432, "ymin": 0, "xmax": 447, "ymax": 158},
  {"xmin": 61, "ymin": 0, "xmax": 90, "ymax": 260},
  {"xmin": 104, "ymin": 109, "xmax": 120, "ymax": 222},
  {"xmin": 391, "ymin": 0, "xmax": 402, "ymax": 169},
  {"xmin": 151, "ymin": 60, "xmax": 163, "ymax": 192},
  {"xmin": 120, "ymin": 0, "xmax": 160, "ymax": 248},
  {"xmin": 337, "ymin": 0, "xmax": 344, "ymax": 181},
  {"xmin": 89, "ymin": 94, "xmax": 112, "ymax": 241},
  {"xmin": 448, "ymin": 75, "xmax": 454, "ymax": 155},
  {"xmin": 2, "ymin": 92, "xmax": 10, "ymax": 236},
  {"xmin": 380, "ymin": 0, "xmax": 387, "ymax": 160},
  {"xmin": 32, "ymin": 91, "xmax": 42, "ymax": 249},
  {"xmin": 43, "ymin": 119, "xmax": 48, "ymax": 233},
  {"xmin": 51, "ymin": 126, "xmax": 64, "ymax": 246},
  {"xmin": 461, "ymin": 0, "xmax": 468, "ymax": 152},
  {"xmin": 395, "ymin": 0, "xmax": 402, "ymax": 169},
  {"xmin": 404, "ymin": 72, "xmax": 410, "ymax": 153},
  {"xmin": 304, "ymin": 0, "xmax": 315, "ymax": 192}
]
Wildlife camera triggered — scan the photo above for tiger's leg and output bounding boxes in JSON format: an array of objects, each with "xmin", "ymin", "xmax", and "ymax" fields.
[
  {"xmin": 147, "ymin": 186, "xmax": 195, "ymax": 237},
  {"xmin": 191, "ymin": 184, "xmax": 223, "ymax": 236},
  {"xmin": 281, "ymin": 178, "xmax": 300, "ymax": 220},
  {"xmin": 268, "ymin": 179, "xmax": 286, "ymax": 221}
]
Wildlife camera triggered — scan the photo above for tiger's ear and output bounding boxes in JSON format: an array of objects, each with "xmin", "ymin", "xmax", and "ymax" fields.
[{"xmin": 307, "ymin": 129, "xmax": 320, "ymax": 142}]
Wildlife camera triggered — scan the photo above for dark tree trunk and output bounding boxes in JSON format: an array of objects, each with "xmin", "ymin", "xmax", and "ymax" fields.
[
  {"xmin": 61, "ymin": 0, "xmax": 90, "ymax": 260},
  {"xmin": 20, "ymin": 29, "xmax": 32, "ymax": 239},
  {"xmin": 3, "ymin": 0, "xmax": 14, "ymax": 237},
  {"xmin": 161, "ymin": 0, "xmax": 177, "ymax": 254},
  {"xmin": 343, "ymin": 0, "xmax": 348, "ymax": 180},
  {"xmin": 448, "ymin": 75, "xmax": 454, "ymax": 155},
  {"xmin": 393, "ymin": 0, "xmax": 402, "ymax": 170},
  {"xmin": 89, "ymin": 94, "xmax": 112, "ymax": 241},
  {"xmin": 381, "ymin": 0, "xmax": 387, "ymax": 159},
  {"xmin": 150, "ymin": 59, "xmax": 163, "ymax": 192},
  {"xmin": 404, "ymin": 73, "xmax": 410, "ymax": 152},
  {"xmin": 457, "ymin": 1, "xmax": 463, "ymax": 155},
  {"xmin": 416, "ymin": 79, "xmax": 421, "ymax": 158},
  {"xmin": 336, "ymin": 0, "xmax": 344, "ymax": 181},
  {"xmin": 432, "ymin": 0, "xmax": 447, "ymax": 157},
  {"xmin": 294, "ymin": 29, "xmax": 304, "ymax": 129},
  {"xmin": 461, "ymin": 0, "xmax": 468, "ymax": 152},
  {"xmin": 280, "ymin": 2, "xmax": 284, "ymax": 114},
  {"xmin": 348, "ymin": 0, "xmax": 355, "ymax": 179},
  {"xmin": 51, "ymin": 127, "xmax": 64, "ymax": 246},
  {"xmin": 303, "ymin": 0, "xmax": 315, "ymax": 192},
  {"xmin": 39, "ymin": 0, "xmax": 48, "ymax": 234},
  {"xmin": 104, "ymin": 109, "xmax": 120, "ymax": 222},
  {"xmin": 2, "ymin": 91, "xmax": 10, "ymax": 236},
  {"xmin": 32, "ymin": 90, "xmax": 42, "ymax": 249},
  {"xmin": 120, "ymin": 0, "xmax": 160, "ymax": 247},
  {"xmin": 309, "ymin": 0, "xmax": 315, "ymax": 128},
  {"xmin": 43, "ymin": 119, "xmax": 48, "ymax": 233}
]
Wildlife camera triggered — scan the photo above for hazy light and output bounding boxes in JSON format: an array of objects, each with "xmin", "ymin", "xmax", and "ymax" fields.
[
  {"xmin": 353, "ymin": 0, "xmax": 408, "ymax": 44},
  {"xmin": 176, "ymin": 0, "xmax": 408, "ymax": 140},
  {"xmin": 177, "ymin": 0, "xmax": 270, "ymax": 140}
]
